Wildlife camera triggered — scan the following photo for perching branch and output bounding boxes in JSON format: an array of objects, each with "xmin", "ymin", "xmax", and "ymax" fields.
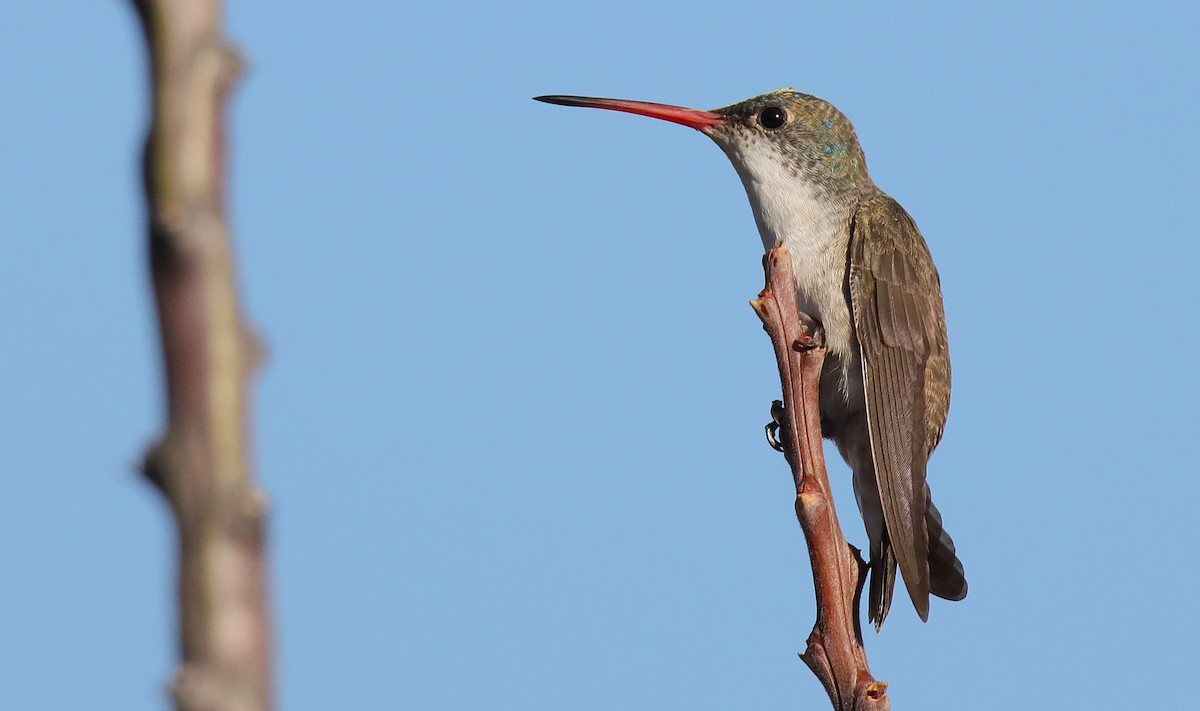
[
  {"xmin": 130, "ymin": 1, "xmax": 272, "ymax": 709},
  {"xmin": 751, "ymin": 245, "xmax": 888, "ymax": 711}
]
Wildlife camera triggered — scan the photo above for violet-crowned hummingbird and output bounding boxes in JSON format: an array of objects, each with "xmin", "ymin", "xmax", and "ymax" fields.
[{"xmin": 534, "ymin": 89, "xmax": 966, "ymax": 628}]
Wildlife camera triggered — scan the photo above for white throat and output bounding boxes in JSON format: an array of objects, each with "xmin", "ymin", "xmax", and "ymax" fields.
[{"xmin": 714, "ymin": 133, "xmax": 856, "ymax": 363}]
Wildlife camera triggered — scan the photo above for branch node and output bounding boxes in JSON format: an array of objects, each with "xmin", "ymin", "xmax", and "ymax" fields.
[
  {"xmin": 797, "ymin": 491, "xmax": 824, "ymax": 509},
  {"xmin": 243, "ymin": 325, "xmax": 268, "ymax": 373},
  {"xmin": 141, "ymin": 440, "xmax": 168, "ymax": 491},
  {"xmin": 866, "ymin": 680, "xmax": 889, "ymax": 700}
]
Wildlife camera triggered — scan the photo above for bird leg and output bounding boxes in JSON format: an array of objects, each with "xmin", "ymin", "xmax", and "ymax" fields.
[{"xmin": 767, "ymin": 314, "xmax": 825, "ymax": 451}]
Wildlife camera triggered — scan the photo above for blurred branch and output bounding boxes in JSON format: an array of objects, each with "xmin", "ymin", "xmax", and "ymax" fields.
[
  {"xmin": 751, "ymin": 245, "xmax": 888, "ymax": 711},
  {"xmin": 130, "ymin": 1, "xmax": 272, "ymax": 709}
]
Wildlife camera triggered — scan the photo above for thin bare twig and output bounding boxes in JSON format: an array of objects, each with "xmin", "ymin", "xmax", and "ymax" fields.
[
  {"xmin": 130, "ymin": 1, "xmax": 272, "ymax": 709},
  {"xmin": 751, "ymin": 245, "xmax": 888, "ymax": 711}
]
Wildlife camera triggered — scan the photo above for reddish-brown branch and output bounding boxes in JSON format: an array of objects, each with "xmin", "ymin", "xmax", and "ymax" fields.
[
  {"xmin": 751, "ymin": 245, "xmax": 888, "ymax": 711},
  {"xmin": 130, "ymin": 1, "xmax": 272, "ymax": 709}
]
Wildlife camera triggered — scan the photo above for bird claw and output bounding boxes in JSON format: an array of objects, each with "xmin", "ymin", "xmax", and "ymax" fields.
[
  {"xmin": 765, "ymin": 399, "xmax": 787, "ymax": 452},
  {"xmin": 791, "ymin": 313, "xmax": 826, "ymax": 352}
]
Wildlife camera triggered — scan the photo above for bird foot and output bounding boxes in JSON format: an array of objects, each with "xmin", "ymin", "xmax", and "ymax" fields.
[
  {"xmin": 791, "ymin": 313, "xmax": 826, "ymax": 352},
  {"xmin": 765, "ymin": 399, "xmax": 787, "ymax": 452}
]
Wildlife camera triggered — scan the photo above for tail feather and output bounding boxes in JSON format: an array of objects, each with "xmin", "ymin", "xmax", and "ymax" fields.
[
  {"xmin": 868, "ymin": 489, "xmax": 966, "ymax": 630},
  {"xmin": 867, "ymin": 536, "xmax": 896, "ymax": 631},
  {"xmin": 925, "ymin": 491, "xmax": 967, "ymax": 601}
]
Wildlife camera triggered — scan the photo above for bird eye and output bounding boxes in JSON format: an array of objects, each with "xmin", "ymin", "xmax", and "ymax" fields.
[{"xmin": 758, "ymin": 106, "xmax": 787, "ymax": 129}]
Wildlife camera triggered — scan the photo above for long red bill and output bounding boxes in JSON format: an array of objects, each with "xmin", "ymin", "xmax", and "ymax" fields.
[{"xmin": 534, "ymin": 95, "xmax": 724, "ymax": 130}]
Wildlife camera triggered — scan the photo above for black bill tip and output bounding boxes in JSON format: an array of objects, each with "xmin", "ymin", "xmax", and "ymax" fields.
[{"xmin": 533, "ymin": 95, "xmax": 590, "ymax": 107}]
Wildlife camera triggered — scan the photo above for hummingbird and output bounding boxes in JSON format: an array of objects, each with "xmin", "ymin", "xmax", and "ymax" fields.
[{"xmin": 535, "ymin": 89, "xmax": 967, "ymax": 628}]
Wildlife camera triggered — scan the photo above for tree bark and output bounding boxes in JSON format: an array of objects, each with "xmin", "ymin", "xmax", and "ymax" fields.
[
  {"xmin": 751, "ymin": 245, "xmax": 888, "ymax": 711},
  {"xmin": 130, "ymin": 2, "xmax": 272, "ymax": 709}
]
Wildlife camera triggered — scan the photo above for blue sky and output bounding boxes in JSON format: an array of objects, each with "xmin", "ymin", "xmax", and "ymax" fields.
[{"xmin": 3, "ymin": 2, "xmax": 1198, "ymax": 709}]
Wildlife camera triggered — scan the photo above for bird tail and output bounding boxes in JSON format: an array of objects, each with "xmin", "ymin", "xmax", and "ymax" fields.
[
  {"xmin": 868, "ymin": 487, "xmax": 966, "ymax": 630},
  {"xmin": 926, "ymin": 494, "xmax": 967, "ymax": 601}
]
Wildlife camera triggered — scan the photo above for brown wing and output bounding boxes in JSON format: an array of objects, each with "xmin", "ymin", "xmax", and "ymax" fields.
[{"xmin": 848, "ymin": 194, "xmax": 950, "ymax": 621}]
